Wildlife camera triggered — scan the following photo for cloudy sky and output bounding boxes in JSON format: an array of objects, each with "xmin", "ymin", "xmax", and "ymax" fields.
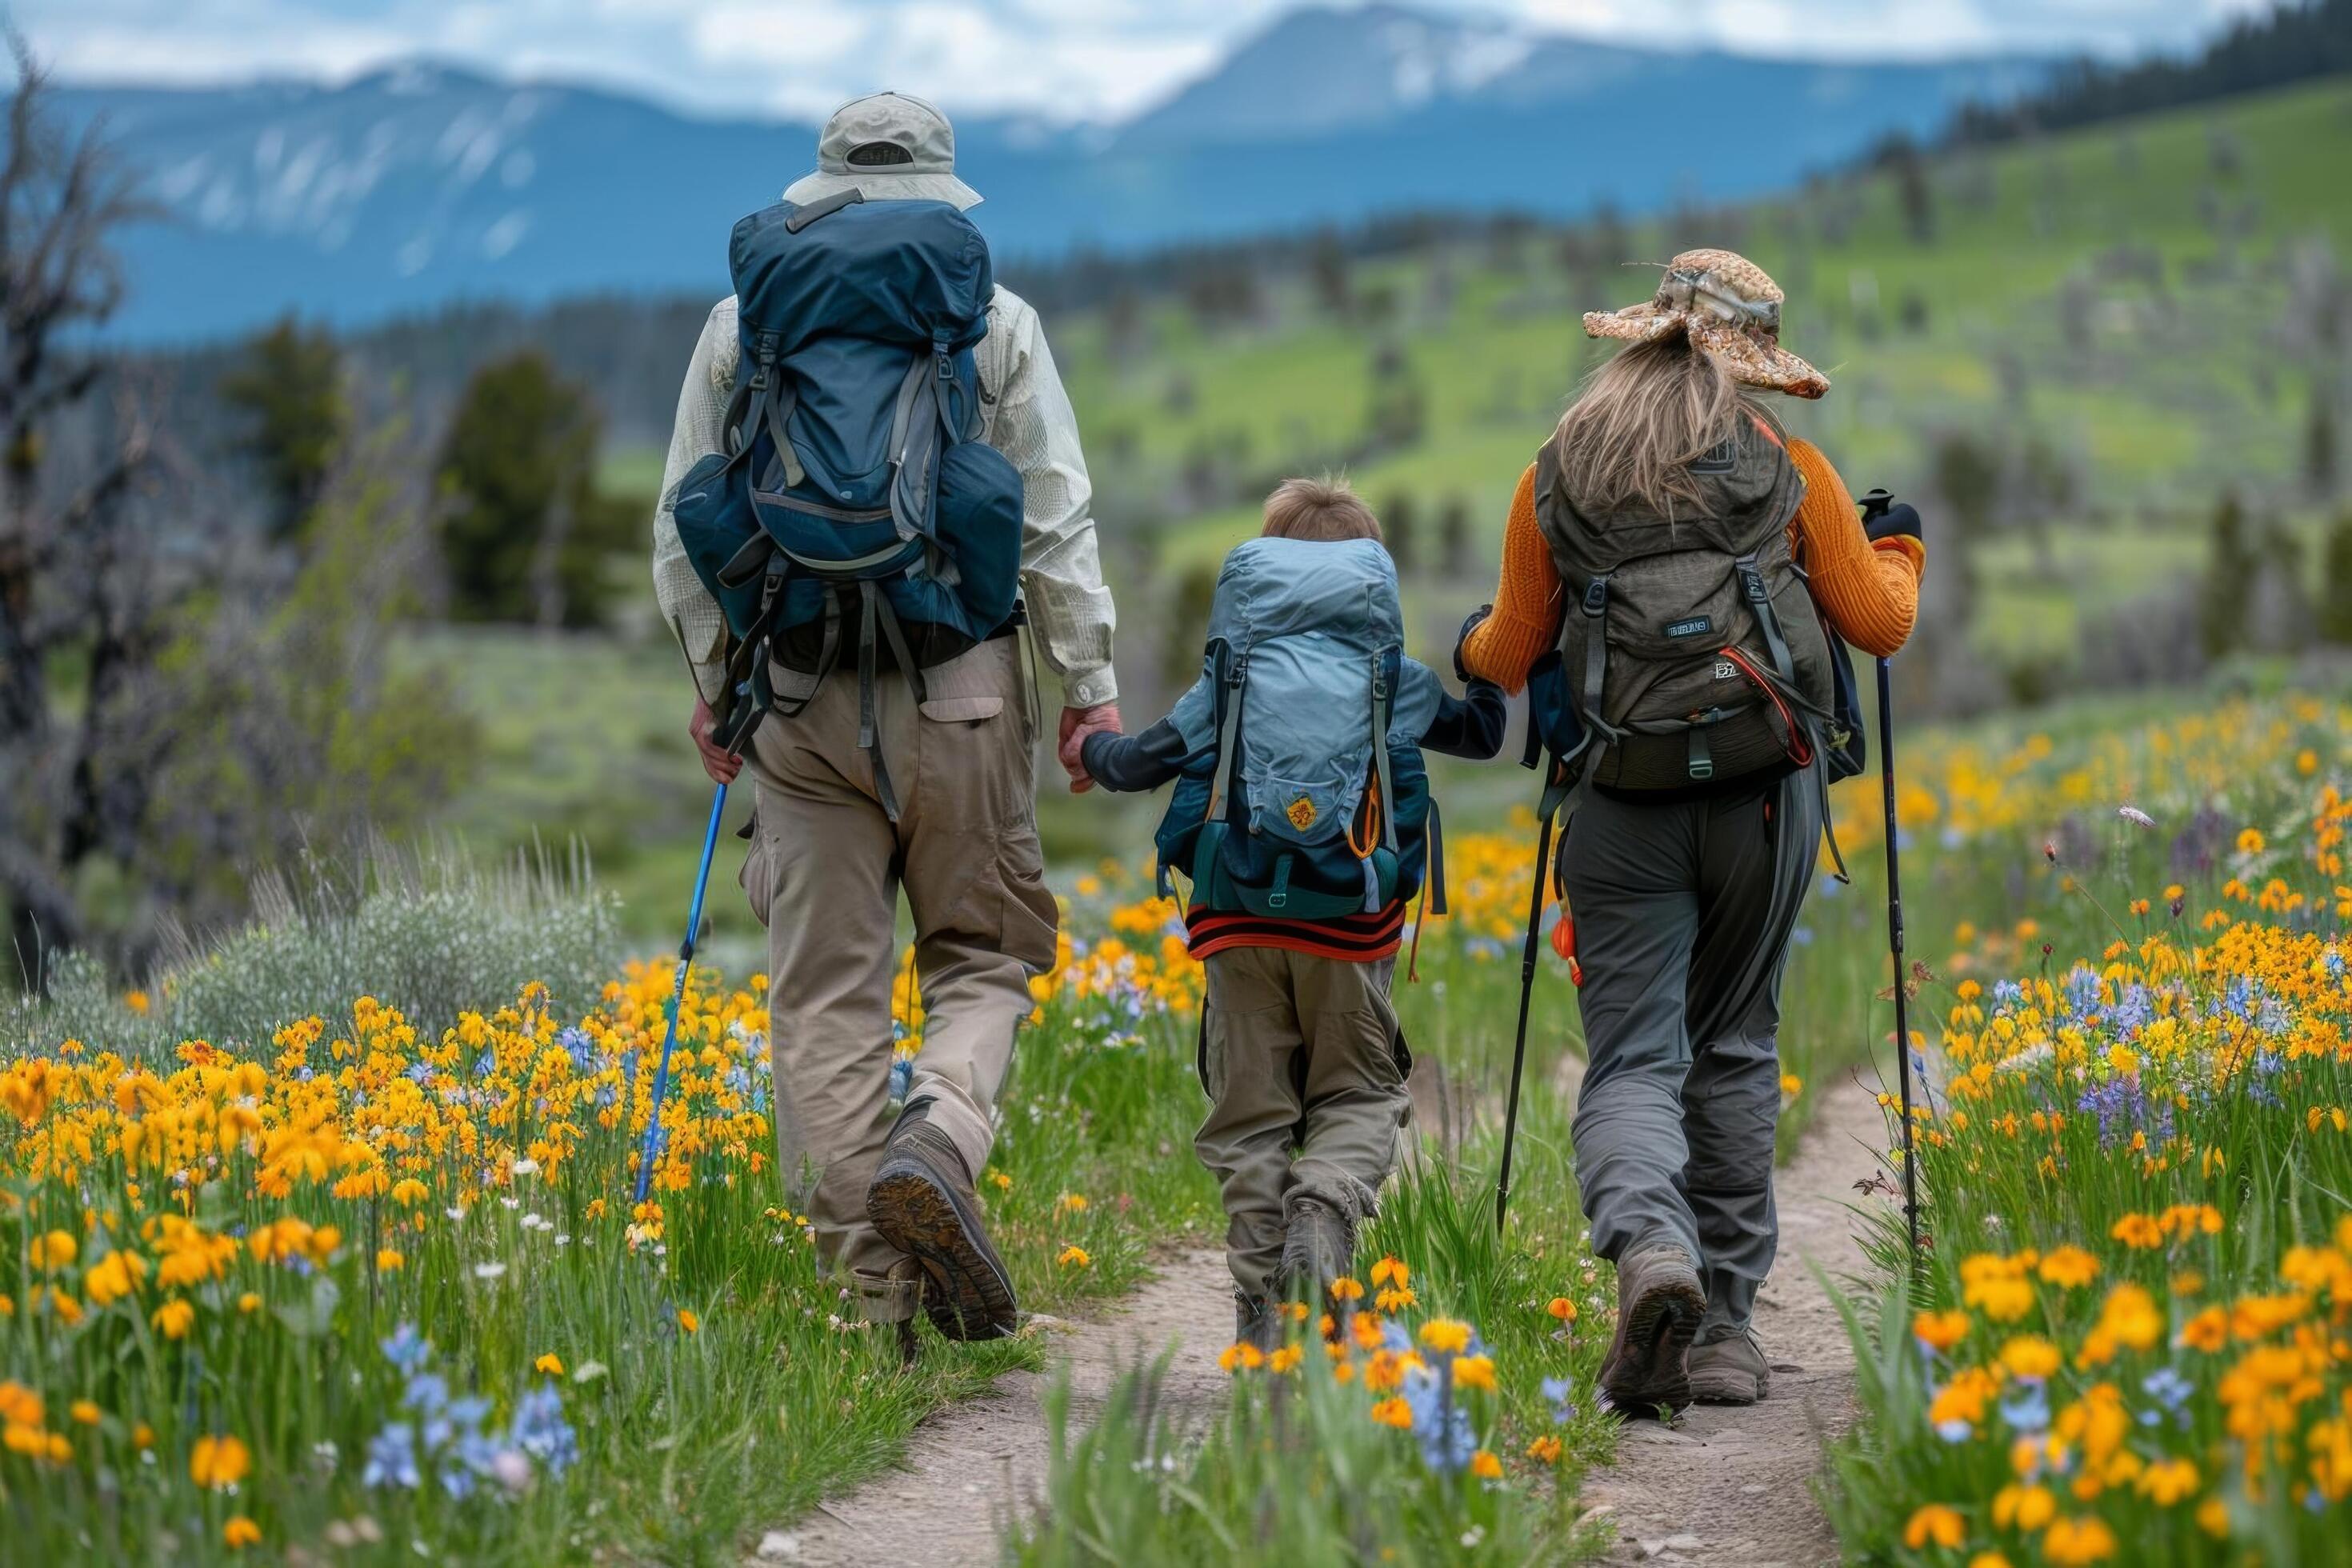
[{"xmin": 17, "ymin": 0, "xmax": 2271, "ymax": 123}]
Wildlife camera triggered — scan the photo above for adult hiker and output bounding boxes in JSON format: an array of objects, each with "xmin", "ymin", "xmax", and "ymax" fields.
[
  {"xmin": 1458, "ymin": 250, "xmax": 1925, "ymax": 1411},
  {"xmin": 650, "ymin": 91, "xmax": 1120, "ymax": 1346}
]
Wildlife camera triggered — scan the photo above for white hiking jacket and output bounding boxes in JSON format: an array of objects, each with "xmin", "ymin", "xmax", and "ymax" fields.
[{"xmin": 651, "ymin": 286, "xmax": 1118, "ymax": 707}]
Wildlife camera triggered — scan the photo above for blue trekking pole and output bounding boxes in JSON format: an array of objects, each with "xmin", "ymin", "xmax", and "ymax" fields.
[{"xmin": 634, "ymin": 780, "xmax": 730, "ymax": 1207}]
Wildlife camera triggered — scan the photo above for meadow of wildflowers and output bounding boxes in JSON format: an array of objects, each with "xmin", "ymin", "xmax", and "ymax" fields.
[
  {"xmin": 0, "ymin": 913, "xmax": 1219, "ymax": 1562},
  {"xmin": 1822, "ymin": 690, "xmax": 2352, "ymax": 1564},
  {"xmin": 10, "ymin": 686, "xmax": 2351, "ymax": 1564}
]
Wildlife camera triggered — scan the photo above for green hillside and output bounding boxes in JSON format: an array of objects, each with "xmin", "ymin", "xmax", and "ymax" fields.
[{"xmin": 1044, "ymin": 76, "xmax": 2352, "ymax": 644}]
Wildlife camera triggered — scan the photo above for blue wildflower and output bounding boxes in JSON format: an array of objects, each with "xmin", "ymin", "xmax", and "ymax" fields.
[
  {"xmin": 402, "ymin": 1372, "xmax": 450, "ymax": 1415},
  {"xmin": 363, "ymin": 1423, "xmax": 422, "ymax": 1490},
  {"xmin": 1540, "ymin": 1375, "xmax": 1578, "ymax": 1425},
  {"xmin": 511, "ymin": 1386, "xmax": 577, "ymax": 1475},
  {"xmin": 381, "ymin": 1324, "xmax": 431, "ymax": 1374}
]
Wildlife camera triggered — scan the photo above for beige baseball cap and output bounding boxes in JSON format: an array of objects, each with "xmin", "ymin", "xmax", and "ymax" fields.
[{"xmin": 782, "ymin": 91, "xmax": 982, "ymax": 211}]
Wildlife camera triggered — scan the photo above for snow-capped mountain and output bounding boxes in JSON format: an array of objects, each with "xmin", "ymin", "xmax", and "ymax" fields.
[{"xmin": 46, "ymin": 7, "xmax": 2046, "ymax": 341}]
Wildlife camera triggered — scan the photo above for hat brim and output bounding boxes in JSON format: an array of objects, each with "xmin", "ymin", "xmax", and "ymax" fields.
[
  {"xmin": 1582, "ymin": 306, "xmax": 1829, "ymax": 399},
  {"xmin": 782, "ymin": 169, "xmax": 983, "ymax": 212}
]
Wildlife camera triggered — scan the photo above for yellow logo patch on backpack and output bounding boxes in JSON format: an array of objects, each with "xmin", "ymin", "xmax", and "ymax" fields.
[{"xmin": 1286, "ymin": 796, "xmax": 1318, "ymax": 831}]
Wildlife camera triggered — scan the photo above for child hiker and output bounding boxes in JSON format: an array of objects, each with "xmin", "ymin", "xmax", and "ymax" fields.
[{"xmin": 1077, "ymin": 478, "xmax": 1506, "ymax": 1347}]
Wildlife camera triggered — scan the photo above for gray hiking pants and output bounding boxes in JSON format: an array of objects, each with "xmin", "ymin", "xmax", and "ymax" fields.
[{"xmin": 1561, "ymin": 762, "xmax": 1821, "ymax": 1342}]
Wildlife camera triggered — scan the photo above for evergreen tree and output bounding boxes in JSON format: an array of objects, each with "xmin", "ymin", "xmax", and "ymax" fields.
[
  {"xmin": 1383, "ymin": 492, "xmax": 1418, "ymax": 575},
  {"xmin": 2198, "ymin": 491, "xmax": 2258, "ymax": 659},
  {"xmin": 2322, "ymin": 510, "xmax": 2352, "ymax": 645},
  {"xmin": 1438, "ymin": 494, "xmax": 1472, "ymax": 579},
  {"xmin": 219, "ymin": 315, "xmax": 348, "ymax": 545},
  {"xmin": 2308, "ymin": 385, "xmax": 2339, "ymax": 501},
  {"xmin": 436, "ymin": 353, "xmax": 631, "ymax": 627}
]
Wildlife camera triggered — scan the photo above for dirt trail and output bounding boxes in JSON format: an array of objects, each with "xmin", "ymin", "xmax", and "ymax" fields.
[
  {"xmin": 762, "ymin": 1247, "xmax": 1234, "ymax": 1566},
  {"xmin": 1559, "ymin": 1054, "xmax": 1889, "ymax": 1567}
]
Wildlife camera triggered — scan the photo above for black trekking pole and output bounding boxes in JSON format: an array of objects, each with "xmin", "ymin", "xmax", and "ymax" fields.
[
  {"xmin": 1494, "ymin": 767, "xmax": 1559, "ymax": 1233},
  {"xmin": 1876, "ymin": 654, "xmax": 1922, "ymax": 1255},
  {"xmin": 1861, "ymin": 490, "xmax": 1924, "ymax": 1254}
]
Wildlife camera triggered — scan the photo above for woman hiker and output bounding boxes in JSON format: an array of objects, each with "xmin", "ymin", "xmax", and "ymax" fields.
[{"xmin": 1458, "ymin": 250, "xmax": 1926, "ymax": 1413}]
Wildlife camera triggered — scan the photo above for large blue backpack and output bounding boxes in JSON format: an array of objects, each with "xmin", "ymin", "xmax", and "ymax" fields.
[
  {"xmin": 669, "ymin": 190, "xmax": 1025, "ymax": 814},
  {"xmin": 1154, "ymin": 538, "xmax": 1449, "ymax": 920}
]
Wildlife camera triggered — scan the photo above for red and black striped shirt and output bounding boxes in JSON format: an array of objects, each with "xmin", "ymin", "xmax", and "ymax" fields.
[{"xmin": 1185, "ymin": 900, "xmax": 1407, "ymax": 962}]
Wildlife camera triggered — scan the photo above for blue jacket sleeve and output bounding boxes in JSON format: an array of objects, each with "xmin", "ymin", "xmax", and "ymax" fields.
[
  {"xmin": 1421, "ymin": 679, "xmax": 1509, "ymax": 761},
  {"xmin": 1080, "ymin": 719, "xmax": 1191, "ymax": 794}
]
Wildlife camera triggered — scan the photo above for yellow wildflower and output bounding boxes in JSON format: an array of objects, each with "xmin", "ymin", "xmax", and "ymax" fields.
[
  {"xmin": 2042, "ymin": 1516, "xmax": 2117, "ymax": 1565},
  {"xmin": 189, "ymin": 1433, "xmax": 251, "ymax": 1490},
  {"xmin": 1902, "ymin": 1504, "xmax": 1965, "ymax": 1550}
]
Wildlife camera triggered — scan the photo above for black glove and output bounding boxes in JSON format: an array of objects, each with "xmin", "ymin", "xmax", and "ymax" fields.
[
  {"xmin": 1857, "ymin": 488, "xmax": 1922, "ymax": 545},
  {"xmin": 1454, "ymin": 603, "xmax": 1494, "ymax": 684}
]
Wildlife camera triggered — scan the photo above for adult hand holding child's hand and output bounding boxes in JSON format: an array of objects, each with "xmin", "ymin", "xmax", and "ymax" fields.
[{"xmin": 1058, "ymin": 703, "xmax": 1122, "ymax": 793}]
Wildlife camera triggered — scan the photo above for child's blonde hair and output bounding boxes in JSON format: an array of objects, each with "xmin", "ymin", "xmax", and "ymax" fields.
[{"xmin": 1260, "ymin": 475, "xmax": 1383, "ymax": 542}]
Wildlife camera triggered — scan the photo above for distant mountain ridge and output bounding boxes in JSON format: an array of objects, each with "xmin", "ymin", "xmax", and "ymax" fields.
[{"xmin": 46, "ymin": 4, "xmax": 2049, "ymax": 342}]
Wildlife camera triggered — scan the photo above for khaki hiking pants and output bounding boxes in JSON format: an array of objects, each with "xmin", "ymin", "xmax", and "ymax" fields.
[
  {"xmin": 1195, "ymin": 947, "xmax": 1411, "ymax": 1302},
  {"xmin": 738, "ymin": 637, "xmax": 1059, "ymax": 1323}
]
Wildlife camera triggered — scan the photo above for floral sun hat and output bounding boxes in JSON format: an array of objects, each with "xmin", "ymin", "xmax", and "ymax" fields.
[{"xmin": 1582, "ymin": 248, "xmax": 1829, "ymax": 399}]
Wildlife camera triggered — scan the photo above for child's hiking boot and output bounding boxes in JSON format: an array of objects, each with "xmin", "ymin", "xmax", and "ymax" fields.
[
  {"xmin": 1687, "ymin": 1327, "xmax": 1771, "ymax": 1405},
  {"xmin": 1234, "ymin": 1294, "xmax": 1277, "ymax": 1353},
  {"xmin": 866, "ymin": 1100, "xmax": 1018, "ymax": 1342},
  {"xmin": 1280, "ymin": 1195, "xmax": 1356, "ymax": 1323},
  {"xmin": 1598, "ymin": 1246, "xmax": 1705, "ymax": 1416}
]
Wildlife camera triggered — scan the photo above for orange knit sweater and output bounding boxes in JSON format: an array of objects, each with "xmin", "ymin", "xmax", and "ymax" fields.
[{"xmin": 1461, "ymin": 435, "xmax": 1925, "ymax": 691}]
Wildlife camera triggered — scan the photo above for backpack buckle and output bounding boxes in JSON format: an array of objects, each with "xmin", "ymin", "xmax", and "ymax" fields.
[{"xmin": 1581, "ymin": 579, "xmax": 1608, "ymax": 616}]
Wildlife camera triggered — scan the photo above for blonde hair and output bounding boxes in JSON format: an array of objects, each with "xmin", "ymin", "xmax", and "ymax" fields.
[
  {"xmin": 1552, "ymin": 332, "xmax": 1766, "ymax": 517},
  {"xmin": 1261, "ymin": 475, "xmax": 1383, "ymax": 542}
]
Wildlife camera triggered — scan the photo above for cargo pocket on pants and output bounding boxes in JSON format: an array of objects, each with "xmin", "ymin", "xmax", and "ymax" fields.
[
  {"xmin": 991, "ymin": 824, "xmax": 1061, "ymax": 977},
  {"xmin": 737, "ymin": 802, "xmax": 777, "ymax": 930}
]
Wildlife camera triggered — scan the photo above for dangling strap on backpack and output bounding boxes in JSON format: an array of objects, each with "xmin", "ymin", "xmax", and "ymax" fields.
[
  {"xmin": 1191, "ymin": 646, "xmax": 1248, "ymax": 899},
  {"xmin": 852, "ymin": 582, "xmax": 929, "ymax": 823}
]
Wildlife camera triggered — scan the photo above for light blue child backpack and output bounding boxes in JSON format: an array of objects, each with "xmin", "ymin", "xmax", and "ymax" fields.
[{"xmin": 1155, "ymin": 538, "xmax": 1449, "ymax": 919}]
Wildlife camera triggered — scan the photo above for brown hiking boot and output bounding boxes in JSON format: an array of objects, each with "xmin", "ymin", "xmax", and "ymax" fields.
[
  {"xmin": 1598, "ymin": 1247, "xmax": 1706, "ymax": 1416},
  {"xmin": 1688, "ymin": 1328, "xmax": 1770, "ymax": 1405},
  {"xmin": 866, "ymin": 1101, "xmax": 1018, "ymax": 1341}
]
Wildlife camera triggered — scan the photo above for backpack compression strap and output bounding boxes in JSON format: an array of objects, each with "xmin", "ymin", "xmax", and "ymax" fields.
[{"xmin": 1578, "ymin": 578, "xmax": 1629, "ymax": 746}]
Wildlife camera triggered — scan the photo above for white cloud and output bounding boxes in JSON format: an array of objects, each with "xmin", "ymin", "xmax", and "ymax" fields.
[{"xmin": 9, "ymin": 0, "xmax": 2265, "ymax": 122}]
